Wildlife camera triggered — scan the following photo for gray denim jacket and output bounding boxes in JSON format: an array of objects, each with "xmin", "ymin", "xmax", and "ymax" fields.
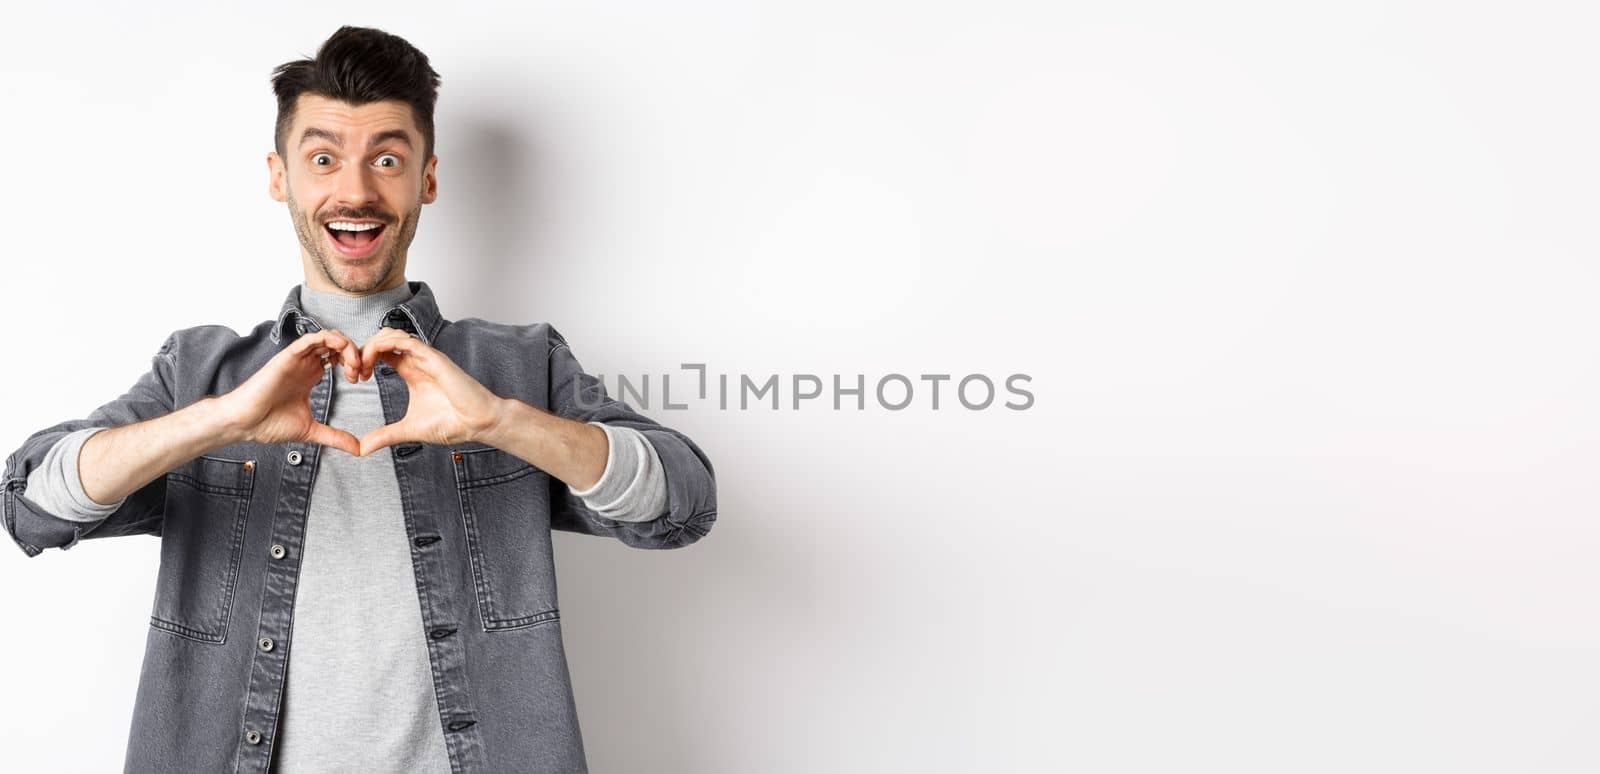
[{"xmin": 1, "ymin": 280, "xmax": 718, "ymax": 773}]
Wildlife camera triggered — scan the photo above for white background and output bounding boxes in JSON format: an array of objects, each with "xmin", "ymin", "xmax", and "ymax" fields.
[{"xmin": 1, "ymin": 1, "xmax": 1596, "ymax": 772}]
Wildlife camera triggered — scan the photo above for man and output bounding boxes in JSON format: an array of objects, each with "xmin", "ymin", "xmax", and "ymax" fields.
[{"xmin": 0, "ymin": 25, "xmax": 717, "ymax": 774}]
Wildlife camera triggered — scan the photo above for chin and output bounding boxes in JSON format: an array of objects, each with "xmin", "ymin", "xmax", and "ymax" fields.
[{"xmin": 335, "ymin": 260, "xmax": 395, "ymax": 290}]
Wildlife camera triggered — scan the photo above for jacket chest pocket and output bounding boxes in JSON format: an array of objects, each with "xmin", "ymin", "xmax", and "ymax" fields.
[
  {"xmin": 451, "ymin": 447, "xmax": 561, "ymax": 631},
  {"xmin": 151, "ymin": 454, "xmax": 255, "ymax": 643}
]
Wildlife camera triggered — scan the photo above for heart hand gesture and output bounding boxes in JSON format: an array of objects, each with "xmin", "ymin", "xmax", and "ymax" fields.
[
  {"xmin": 355, "ymin": 327, "xmax": 505, "ymax": 456},
  {"xmin": 218, "ymin": 329, "xmax": 365, "ymax": 456}
]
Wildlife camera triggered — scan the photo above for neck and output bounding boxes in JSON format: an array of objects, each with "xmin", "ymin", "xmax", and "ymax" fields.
[{"xmin": 298, "ymin": 281, "xmax": 416, "ymax": 347}]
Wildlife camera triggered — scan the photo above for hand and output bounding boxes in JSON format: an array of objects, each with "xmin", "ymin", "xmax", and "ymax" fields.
[
  {"xmin": 355, "ymin": 327, "xmax": 505, "ymax": 456},
  {"xmin": 217, "ymin": 329, "xmax": 365, "ymax": 456}
]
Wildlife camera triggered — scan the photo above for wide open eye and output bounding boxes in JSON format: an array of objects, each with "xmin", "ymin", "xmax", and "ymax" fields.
[
  {"xmin": 311, "ymin": 152, "xmax": 334, "ymax": 167},
  {"xmin": 376, "ymin": 153, "xmax": 401, "ymax": 169}
]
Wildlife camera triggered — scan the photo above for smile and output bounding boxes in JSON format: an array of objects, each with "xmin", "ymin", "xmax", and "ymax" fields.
[{"xmin": 324, "ymin": 220, "xmax": 387, "ymax": 259}]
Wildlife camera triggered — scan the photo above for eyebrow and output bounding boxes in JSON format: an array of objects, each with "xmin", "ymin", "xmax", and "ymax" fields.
[{"xmin": 298, "ymin": 127, "xmax": 414, "ymax": 151}]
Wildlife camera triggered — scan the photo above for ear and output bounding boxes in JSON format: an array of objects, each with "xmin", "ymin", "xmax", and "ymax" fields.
[
  {"xmin": 420, "ymin": 154, "xmax": 438, "ymax": 204},
  {"xmin": 267, "ymin": 151, "xmax": 287, "ymax": 202}
]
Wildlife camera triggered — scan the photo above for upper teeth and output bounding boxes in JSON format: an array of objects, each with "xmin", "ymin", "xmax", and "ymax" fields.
[{"xmin": 328, "ymin": 222, "xmax": 381, "ymax": 231}]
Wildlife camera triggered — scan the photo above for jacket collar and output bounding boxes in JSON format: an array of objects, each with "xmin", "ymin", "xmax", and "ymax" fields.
[{"xmin": 270, "ymin": 279, "xmax": 446, "ymax": 346}]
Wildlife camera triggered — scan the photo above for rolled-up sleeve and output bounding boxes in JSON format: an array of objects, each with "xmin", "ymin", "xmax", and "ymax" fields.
[
  {"xmin": 566, "ymin": 421, "xmax": 669, "ymax": 523},
  {"xmin": 3, "ymin": 332, "xmax": 179, "ymax": 557},
  {"xmin": 544, "ymin": 324, "xmax": 717, "ymax": 549},
  {"xmin": 24, "ymin": 426, "xmax": 126, "ymax": 523}
]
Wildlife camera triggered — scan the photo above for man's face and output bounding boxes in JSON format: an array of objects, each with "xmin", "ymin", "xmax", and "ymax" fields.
[{"xmin": 267, "ymin": 94, "xmax": 438, "ymax": 295}]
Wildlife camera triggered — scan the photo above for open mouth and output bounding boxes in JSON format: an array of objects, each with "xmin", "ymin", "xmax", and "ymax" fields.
[{"xmin": 323, "ymin": 220, "xmax": 387, "ymax": 259}]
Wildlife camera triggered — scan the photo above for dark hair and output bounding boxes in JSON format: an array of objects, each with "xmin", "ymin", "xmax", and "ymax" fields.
[{"xmin": 270, "ymin": 26, "xmax": 442, "ymax": 162}]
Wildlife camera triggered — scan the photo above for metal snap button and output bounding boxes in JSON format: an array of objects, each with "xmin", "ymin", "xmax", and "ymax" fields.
[
  {"xmin": 286, "ymin": 449, "xmax": 303, "ymax": 465},
  {"xmin": 270, "ymin": 544, "xmax": 287, "ymax": 560},
  {"xmin": 245, "ymin": 729, "xmax": 262, "ymax": 745},
  {"xmin": 257, "ymin": 637, "xmax": 274, "ymax": 652}
]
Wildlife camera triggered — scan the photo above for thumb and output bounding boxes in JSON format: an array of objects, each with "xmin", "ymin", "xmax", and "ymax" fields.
[
  {"xmin": 307, "ymin": 422, "xmax": 361, "ymax": 457},
  {"xmin": 359, "ymin": 420, "xmax": 410, "ymax": 457}
]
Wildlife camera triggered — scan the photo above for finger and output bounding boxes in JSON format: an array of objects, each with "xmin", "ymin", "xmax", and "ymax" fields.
[
  {"xmin": 313, "ymin": 345, "xmax": 346, "ymax": 376},
  {"xmin": 358, "ymin": 419, "xmax": 411, "ymax": 457},
  {"xmin": 289, "ymin": 333, "xmax": 349, "ymax": 379},
  {"xmin": 297, "ymin": 344, "xmax": 336, "ymax": 379},
  {"xmin": 317, "ymin": 329, "xmax": 362, "ymax": 383},
  {"xmin": 339, "ymin": 337, "xmax": 361, "ymax": 383},
  {"xmin": 362, "ymin": 329, "xmax": 422, "ymax": 379},
  {"xmin": 360, "ymin": 331, "xmax": 389, "ymax": 379},
  {"xmin": 360, "ymin": 328, "xmax": 404, "ymax": 379},
  {"xmin": 290, "ymin": 328, "xmax": 347, "ymax": 358},
  {"xmin": 370, "ymin": 335, "xmax": 432, "ymax": 378},
  {"xmin": 306, "ymin": 422, "xmax": 361, "ymax": 456}
]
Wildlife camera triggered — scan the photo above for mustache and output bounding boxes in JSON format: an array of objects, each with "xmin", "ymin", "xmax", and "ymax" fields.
[{"xmin": 320, "ymin": 210, "xmax": 393, "ymax": 224}]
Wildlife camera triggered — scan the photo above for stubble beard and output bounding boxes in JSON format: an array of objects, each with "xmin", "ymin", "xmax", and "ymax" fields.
[{"xmin": 287, "ymin": 190, "xmax": 420, "ymax": 296}]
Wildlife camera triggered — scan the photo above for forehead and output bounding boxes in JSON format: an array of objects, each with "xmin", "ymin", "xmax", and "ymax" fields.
[{"xmin": 290, "ymin": 94, "xmax": 420, "ymax": 144}]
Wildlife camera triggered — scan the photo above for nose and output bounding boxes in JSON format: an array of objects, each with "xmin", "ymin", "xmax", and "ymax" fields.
[{"xmin": 333, "ymin": 160, "xmax": 379, "ymax": 208}]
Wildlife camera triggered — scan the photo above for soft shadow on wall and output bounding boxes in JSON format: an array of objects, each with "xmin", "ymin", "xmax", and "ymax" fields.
[
  {"xmin": 438, "ymin": 109, "xmax": 829, "ymax": 773},
  {"xmin": 432, "ymin": 116, "xmax": 547, "ymax": 319}
]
